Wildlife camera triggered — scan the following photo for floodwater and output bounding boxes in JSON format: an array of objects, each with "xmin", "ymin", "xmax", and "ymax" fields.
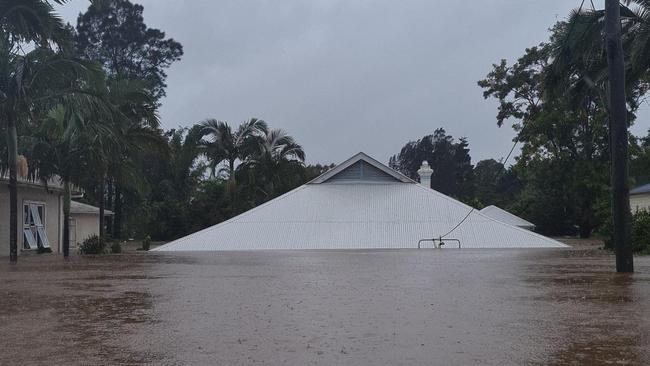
[{"xmin": 1, "ymin": 249, "xmax": 649, "ymax": 365}]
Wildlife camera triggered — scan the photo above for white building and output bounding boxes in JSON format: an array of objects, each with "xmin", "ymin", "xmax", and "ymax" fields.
[
  {"xmin": 69, "ymin": 201, "xmax": 113, "ymax": 247},
  {"xmin": 630, "ymin": 183, "xmax": 650, "ymax": 212},
  {"xmin": 0, "ymin": 175, "xmax": 111, "ymax": 256},
  {"xmin": 479, "ymin": 205, "xmax": 535, "ymax": 231},
  {"xmin": 155, "ymin": 153, "xmax": 565, "ymax": 251}
]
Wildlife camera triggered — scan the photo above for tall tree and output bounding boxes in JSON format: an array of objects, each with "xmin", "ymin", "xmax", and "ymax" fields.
[
  {"xmin": 30, "ymin": 82, "xmax": 114, "ymax": 256},
  {"xmin": 479, "ymin": 39, "xmax": 615, "ymax": 237},
  {"xmin": 514, "ymin": 2, "xmax": 641, "ymax": 263},
  {"xmin": 390, "ymin": 129, "xmax": 474, "ymax": 202},
  {"xmin": 144, "ymin": 126, "xmax": 204, "ymax": 240},
  {"xmin": 75, "ymin": 0, "xmax": 183, "ymax": 100},
  {"xmin": 1, "ymin": 0, "xmax": 80, "ymax": 261},
  {"xmin": 76, "ymin": 76, "xmax": 160, "ymax": 241},
  {"xmin": 75, "ymin": 0, "xmax": 182, "ymax": 237}
]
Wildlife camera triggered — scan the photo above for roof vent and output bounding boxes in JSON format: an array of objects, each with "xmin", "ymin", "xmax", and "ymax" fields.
[{"xmin": 417, "ymin": 161, "xmax": 433, "ymax": 188}]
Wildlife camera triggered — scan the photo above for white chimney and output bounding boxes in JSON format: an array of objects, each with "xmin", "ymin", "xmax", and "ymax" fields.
[{"xmin": 417, "ymin": 161, "xmax": 433, "ymax": 188}]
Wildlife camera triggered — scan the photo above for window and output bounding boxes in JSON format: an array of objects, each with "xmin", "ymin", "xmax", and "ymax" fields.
[{"xmin": 23, "ymin": 202, "xmax": 50, "ymax": 250}]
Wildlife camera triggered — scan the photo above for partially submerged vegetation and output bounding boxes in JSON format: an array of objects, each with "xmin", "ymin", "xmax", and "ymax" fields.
[{"xmin": 601, "ymin": 211, "xmax": 650, "ymax": 254}]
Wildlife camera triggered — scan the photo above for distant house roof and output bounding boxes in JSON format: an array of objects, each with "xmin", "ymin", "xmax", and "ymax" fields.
[
  {"xmin": 70, "ymin": 201, "xmax": 114, "ymax": 216},
  {"xmin": 630, "ymin": 183, "xmax": 650, "ymax": 195},
  {"xmin": 479, "ymin": 205, "xmax": 535, "ymax": 230},
  {"xmin": 154, "ymin": 152, "xmax": 565, "ymax": 251}
]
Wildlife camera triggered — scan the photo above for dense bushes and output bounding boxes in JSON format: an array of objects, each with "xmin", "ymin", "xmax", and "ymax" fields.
[
  {"xmin": 78, "ymin": 235, "xmax": 106, "ymax": 255},
  {"xmin": 78, "ymin": 235, "xmax": 126, "ymax": 254},
  {"xmin": 602, "ymin": 210, "xmax": 650, "ymax": 254},
  {"xmin": 631, "ymin": 211, "xmax": 650, "ymax": 254}
]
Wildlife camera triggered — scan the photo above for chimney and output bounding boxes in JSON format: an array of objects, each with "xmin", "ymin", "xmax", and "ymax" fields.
[{"xmin": 417, "ymin": 161, "xmax": 433, "ymax": 188}]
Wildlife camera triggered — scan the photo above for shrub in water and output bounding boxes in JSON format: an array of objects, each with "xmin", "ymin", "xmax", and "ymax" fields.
[
  {"xmin": 142, "ymin": 235, "xmax": 151, "ymax": 251},
  {"xmin": 601, "ymin": 210, "xmax": 650, "ymax": 254},
  {"xmin": 78, "ymin": 234, "xmax": 106, "ymax": 255},
  {"xmin": 110, "ymin": 241, "xmax": 122, "ymax": 254},
  {"xmin": 631, "ymin": 210, "xmax": 650, "ymax": 254}
]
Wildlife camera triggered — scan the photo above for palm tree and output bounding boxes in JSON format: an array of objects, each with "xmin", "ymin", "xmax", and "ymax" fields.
[
  {"xmin": 31, "ymin": 93, "xmax": 115, "ymax": 256},
  {"xmin": 1, "ymin": 0, "xmax": 73, "ymax": 262},
  {"xmin": 243, "ymin": 128, "xmax": 305, "ymax": 198},
  {"xmin": 200, "ymin": 118, "xmax": 268, "ymax": 182},
  {"xmin": 545, "ymin": 1, "xmax": 650, "ymax": 101},
  {"xmin": 98, "ymin": 76, "xmax": 161, "ymax": 240},
  {"xmin": 1, "ymin": 50, "xmax": 102, "ymax": 261}
]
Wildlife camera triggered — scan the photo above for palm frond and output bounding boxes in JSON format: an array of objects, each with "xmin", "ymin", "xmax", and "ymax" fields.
[{"xmin": 0, "ymin": 0, "xmax": 72, "ymax": 50}]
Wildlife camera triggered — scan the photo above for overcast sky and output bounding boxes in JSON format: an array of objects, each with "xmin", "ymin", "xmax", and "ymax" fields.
[{"xmin": 57, "ymin": 1, "xmax": 649, "ymax": 165}]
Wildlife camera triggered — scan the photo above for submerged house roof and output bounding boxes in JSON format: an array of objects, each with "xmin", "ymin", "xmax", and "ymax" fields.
[
  {"xmin": 154, "ymin": 152, "xmax": 566, "ymax": 251},
  {"xmin": 479, "ymin": 205, "xmax": 535, "ymax": 230}
]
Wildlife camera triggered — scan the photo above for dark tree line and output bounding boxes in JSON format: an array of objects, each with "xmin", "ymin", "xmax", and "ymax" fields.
[{"xmin": 389, "ymin": 126, "xmax": 650, "ymax": 239}]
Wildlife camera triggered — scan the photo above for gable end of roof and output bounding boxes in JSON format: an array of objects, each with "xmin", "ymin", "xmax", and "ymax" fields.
[{"xmin": 308, "ymin": 152, "xmax": 415, "ymax": 184}]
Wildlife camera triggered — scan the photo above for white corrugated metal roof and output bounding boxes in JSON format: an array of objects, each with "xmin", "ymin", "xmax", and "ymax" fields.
[
  {"xmin": 479, "ymin": 205, "xmax": 535, "ymax": 229},
  {"xmin": 154, "ymin": 153, "xmax": 566, "ymax": 251}
]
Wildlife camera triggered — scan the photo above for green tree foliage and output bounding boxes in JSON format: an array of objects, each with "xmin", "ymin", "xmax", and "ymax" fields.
[
  {"xmin": 631, "ymin": 130, "xmax": 650, "ymax": 185},
  {"xmin": 601, "ymin": 209, "xmax": 650, "ymax": 254},
  {"xmin": 472, "ymin": 159, "xmax": 521, "ymax": 209},
  {"xmin": 138, "ymin": 123, "xmax": 314, "ymax": 241},
  {"xmin": 1, "ymin": 0, "xmax": 107, "ymax": 259},
  {"xmin": 239, "ymin": 128, "xmax": 305, "ymax": 199},
  {"xmin": 1, "ymin": 0, "xmax": 323, "ymax": 252},
  {"xmin": 73, "ymin": 0, "xmax": 182, "ymax": 238},
  {"xmin": 631, "ymin": 210, "xmax": 650, "ymax": 254},
  {"xmin": 200, "ymin": 118, "xmax": 268, "ymax": 181},
  {"xmin": 75, "ymin": 0, "xmax": 183, "ymax": 100},
  {"xmin": 389, "ymin": 128, "xmax": 473, "ymax": 202},
  {"xmin": 478, "ymin": 30, "xmax": 616, "ymax": 237},
  {"xmin": 141, "ymin": 126, "xmax": 205, "ymax": 240}
]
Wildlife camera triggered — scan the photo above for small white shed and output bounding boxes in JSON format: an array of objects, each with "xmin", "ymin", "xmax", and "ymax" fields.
[
  {"xmin": 69, "ymin": 201, "xmax": 113, "ymax": 247},
  {"xmin": 630, "ymin": 183, "xmax": 650, "ymax": 212}
]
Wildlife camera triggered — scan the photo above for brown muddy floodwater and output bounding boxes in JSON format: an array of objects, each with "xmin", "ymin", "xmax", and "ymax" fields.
[{"xmin": 1, "ymin": 249, "xmax": 649, "ymax": 365}]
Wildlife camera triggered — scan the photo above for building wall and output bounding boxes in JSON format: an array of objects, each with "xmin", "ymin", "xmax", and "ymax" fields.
[
  {"xmin": 70, "ymin": 213, "xmax": 100, "ymax": 249},
  {"xmin": 0, "ymin": 184, "xmax": 63, "ymax": 256},
  {"xmin": 630, "ymin": 193, "xmax": 650, "ymax": 212}
]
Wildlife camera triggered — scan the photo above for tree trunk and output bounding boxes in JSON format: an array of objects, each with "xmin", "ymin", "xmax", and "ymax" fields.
[
  {"xmin": 605, "ymin": 0, "xmax": 633, "ymax": 272},
  {"xmin": 7, "ymin": 118, "xmax": 18, "ymax": 263},
  {"xmin": 63, "ymin": 180, "xmax": 71, "ymax": 258},
  {"xmin": 113, "ymin": 182, "xmax": 122, "ymax": 239},
  {"xmin": 106, "ymin": 179, "xmax": 113, "ymax": 236},
  {"xmin": 228, "ymin": 159, "xmax": 236, "ymax": 201},
  {"xmin": 99, "ymin": 176, "xmax": 105, "ymax": 240}
]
